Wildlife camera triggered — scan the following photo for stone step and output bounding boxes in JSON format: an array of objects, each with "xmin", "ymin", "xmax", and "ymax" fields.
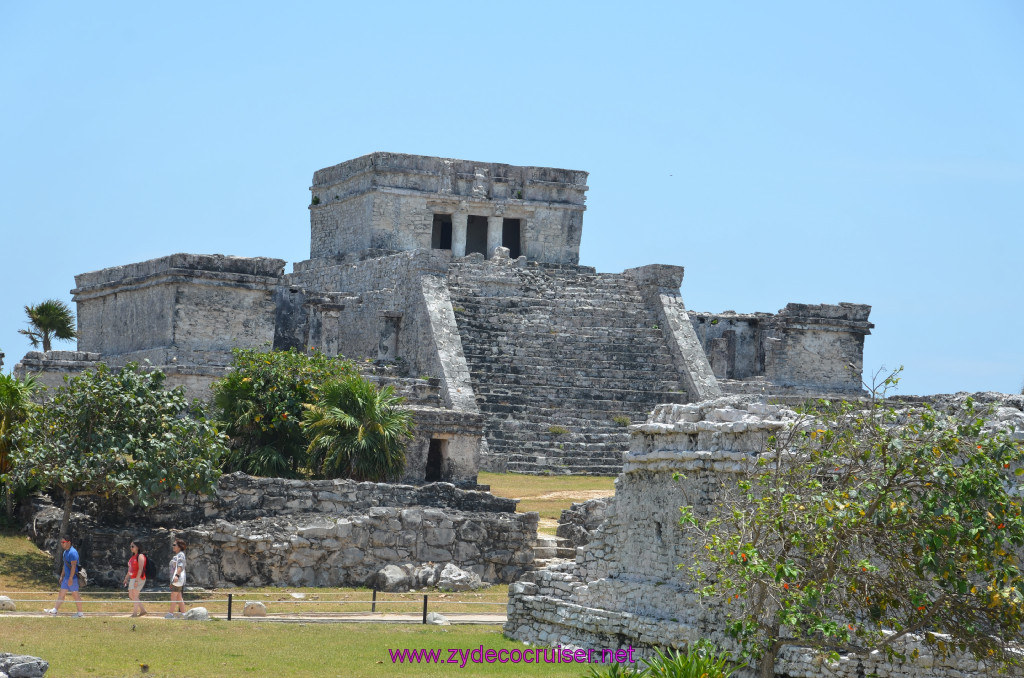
[
  {"xmin": 447, "ymin": 263, "xmax": 686, "ymax": 475},
  {"xmin": 533, "ymin": 535, "xmax": 559, "ymax": 560}
]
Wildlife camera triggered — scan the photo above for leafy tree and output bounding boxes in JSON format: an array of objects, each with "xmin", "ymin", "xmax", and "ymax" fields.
[
  {"xmin": 682, "ymin": 372, "xmax": 1024, "ymax": 677},
  {"xmin": 19, "ymin": 299, "xmax": 77, "ymax": 352},
  {"xmin": 303, "ymin": 374, "xmax": 415, "ymax": 482},
  {"xmin": 211, "ymin": 348, "xmax": 355, "ymax": 477},
  {"xmin": 0, "ymin": 374, "xmax": 38, "ymax": 518},
  {"xmin": 7, "ymin": 363, "xmax": 226, "ymax": 547}
]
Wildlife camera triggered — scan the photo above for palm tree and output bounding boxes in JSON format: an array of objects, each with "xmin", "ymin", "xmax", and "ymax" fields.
[
  {"xmin": 0, "ymin": 374, "xmax": 37, "ymax": 517},
  {"xmin": 303, "ymin": 375, "xmax": 415, "ymax": 482},
  {"xmin": 19, "ymin": 299, "xmax": 77, "ymax": 352}
]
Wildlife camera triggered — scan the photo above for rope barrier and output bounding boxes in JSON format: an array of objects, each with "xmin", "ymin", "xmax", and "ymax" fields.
[{"xmin": 0, "ymin": 589, "xmax": 507, "ymax": 623}]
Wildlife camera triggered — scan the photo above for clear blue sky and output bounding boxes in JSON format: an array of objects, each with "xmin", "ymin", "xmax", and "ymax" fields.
[{"xmin": 2, "ymin": 2, "xmax": 1022, "ymax": 395}]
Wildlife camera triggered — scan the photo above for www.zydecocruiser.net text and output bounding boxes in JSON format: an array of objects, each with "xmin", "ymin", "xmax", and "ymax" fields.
[{"xmin": 389, "ymin": 645, "xmax": 638, "ymax": 667}]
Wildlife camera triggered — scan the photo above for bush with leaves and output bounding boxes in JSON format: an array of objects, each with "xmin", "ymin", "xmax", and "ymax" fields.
[
  {"xmin": 212, "ymin": 348, "xmax": 355, "ymax": 477},
  {"xmin": 7, "ymin": 363, "xmax": 226, "ymax": 549},
  {"xmin": 303, "ymin": 374, "xmax": 415, "ymax": 482},
  {"xmin": 0, "ymin": 374, "xmax": 38, "ymax": 519},
  {"xmin": 682, "ymin": 371, "xmax": 1024, "ymax": 677},
  {"xmin": 583, "ymin": 641, "xmax": 736, "ymax": 677}
]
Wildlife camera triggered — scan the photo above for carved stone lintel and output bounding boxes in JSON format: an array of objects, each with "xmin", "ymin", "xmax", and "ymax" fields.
[
  {"xmin": 439, "ymin": 160, "xmax": 454, "ymax": 195},
  {"xmin": 471, "ymin": 167, "xmax": 488, "ymax": 199}
]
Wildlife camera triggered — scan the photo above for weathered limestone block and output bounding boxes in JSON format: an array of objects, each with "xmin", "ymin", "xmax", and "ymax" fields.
[
  {"xmin": 0, "ymin": 654, "xmax": 49, "ymax": 678},
  {"xmin": 556, "ymin": 497, "xmax": 612, "ymax": 550},
  {"xmin": 425, "ymin": 612, "xmax": 451, "ymax": 625},
  {"xmin": 0, "ymin": 595, "xmax": 16, "ymax": 611},
  {"xmin": 183, "ymin": 607, "xmax": 210, "ymax": 621},
  {"xmin": 436, "ymin": 563, "xmax": 484, "ymax": 592},
  {"xmin": 242, "ymin": 601, "xmax": 267, "ymax": 617}
]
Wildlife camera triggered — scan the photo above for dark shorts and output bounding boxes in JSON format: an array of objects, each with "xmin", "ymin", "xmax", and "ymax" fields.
[{"xmin": 170, "ymin": 584, "xmax": 183, "ymax": 593}]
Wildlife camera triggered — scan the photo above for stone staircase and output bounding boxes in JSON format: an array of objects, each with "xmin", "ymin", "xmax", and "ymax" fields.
[
  {"xmin": 532, "ymin": 534, "xmax": 577, "ymax": 569},
  {"xmin": 447, "ymin": 260, "xmax": 688, "ymax": 474}
]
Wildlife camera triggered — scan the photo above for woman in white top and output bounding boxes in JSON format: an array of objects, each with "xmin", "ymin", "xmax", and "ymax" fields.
[{"xmin": 165, "ymin": 538, "xmax": 188, "ymax": 619}]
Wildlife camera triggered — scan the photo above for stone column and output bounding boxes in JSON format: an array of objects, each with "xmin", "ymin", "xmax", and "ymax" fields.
[
  {"xmin": 452, "ymin": 213, "xmax": 468, "ymax": 257},
  {"xmin": 486, "ymin": 216, "xmax": 503, "ymax": 258}
]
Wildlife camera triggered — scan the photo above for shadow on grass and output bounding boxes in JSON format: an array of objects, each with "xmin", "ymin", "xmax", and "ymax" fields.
[{"xmin": 0, "ymin": 528, "xmax": 56, "ymax": 590}]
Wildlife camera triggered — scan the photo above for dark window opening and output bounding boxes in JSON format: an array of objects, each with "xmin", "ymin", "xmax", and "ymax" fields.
[
  {"xmin": 502, "ymin": 218, "xmax": 522, "ymax": 258},
  {"xmin": 466, "ymin": 216, "xmax": 488, "ymax": 256},
  {"xmin": 431, "ymin": 214, "xmax": 452, "ymax": 250},
  {"xmin": 425, "ymin": 438, "xmax": 445, "ymax": 482}
]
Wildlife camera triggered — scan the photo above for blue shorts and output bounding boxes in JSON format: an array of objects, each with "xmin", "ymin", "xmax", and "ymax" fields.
[{"xmin": 60, "ymin": 577, "xmax": 79, "ymax": 592}]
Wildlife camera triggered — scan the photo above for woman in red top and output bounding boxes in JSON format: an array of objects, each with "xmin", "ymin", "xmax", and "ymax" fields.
[{"xmin": 122, "ymin": 541, "xmax": 149, "ymax": 617}]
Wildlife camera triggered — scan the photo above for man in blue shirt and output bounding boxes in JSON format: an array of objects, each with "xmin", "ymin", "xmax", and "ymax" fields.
[{"xmin": 45, "ymin": 537, "xmax": 84, "ymax": 617}]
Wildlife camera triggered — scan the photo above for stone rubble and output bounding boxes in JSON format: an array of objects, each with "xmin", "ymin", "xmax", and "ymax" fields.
[
  {"xmin": 182, "ymin": 607, "xmax": 210, "ymax": 621},
  {"xmin": 24, "ymin": 473, "xmax": 538, "ymax": 589},
  {"xmin": 505, "ymin": 397, "xmax": 1024, "ymax": 678},
  {"xmin": 0, "ymin": 655, "xmax": 48, "ymax": 678},
  {"xmin": 242, "ymin": 601, "xmax": 267, "ymax": 617},
  {"xmin": 425, "ymin": 612, "xmax": 451, "ymax": 625},
  {"xmin": 0, "ymin": 654, "xmax": 48, "ymax": 678}
]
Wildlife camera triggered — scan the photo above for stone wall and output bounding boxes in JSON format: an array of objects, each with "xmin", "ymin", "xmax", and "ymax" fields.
[
  {"xmin": 98, "ymin": 472, "xmax": 518, "ymax": 527},
  {"xmin": 555, "ymin": 497, "xmax": 611, "ymax": 551},
  {"xmin": 506, "ymin": 398, "xmax": 1022, "ymax": 677},
  {"xmin": 283, "ymin": 249, "xmax": 479, "ymax": 413},
  {"xmin": 309, "ymin": 153, "xmax": 588, "ymax": 265},
  {"xmin": 26, "ymin": 473, "xmax": 537, "ymax": 588},
  {"xmin": 13, "ymin": 351, "xmax": 101, "ymax": 391},
  {"xmin": 690, "ymin": 303, "xmax": 873, "ymax": 395},
  {"xmin": 73, "ymin": 253, "xmax": 284, "ymax": 362}
]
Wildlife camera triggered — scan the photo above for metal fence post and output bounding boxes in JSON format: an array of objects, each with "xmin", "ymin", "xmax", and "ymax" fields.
[
  {"xmin": 371, "ymin": 587, "xmax": 377, "ymax": 613},
  {"xmin": 227, "ymin": 593, "xmax": 232, "ymax": 621},
  {"xmin": 422, "ymin": 594, "xmax": 428, "ymax": 624}
]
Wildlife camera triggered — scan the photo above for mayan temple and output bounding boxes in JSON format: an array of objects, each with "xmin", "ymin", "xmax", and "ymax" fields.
[{"xmin": 15, "ymin": 152, "xmax": 873, "ymax": 482}]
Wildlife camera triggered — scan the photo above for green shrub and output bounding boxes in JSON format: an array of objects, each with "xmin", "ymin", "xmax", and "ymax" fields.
[
  {"xmin": 583, "ymin": 661, "xmax": 640, "ymax": 677},
  {"xmin": 641, "ymin": 643, "xmax": 737, "ymax": 677},
  {"xmin": 303, "ymin": 375, "xmax": 415, "ymax": 482},
  {"xmin": 547, "ymin": 425, "xmax": 569, "ymax": 435},
  {"xmin": 612, "ymin": 415, "xmax": 631, "ymax": 427},
  {"xmin": 211, "ymin": 348, "xmax": 355, "ymax": 478},
  {"xmin": 582, "ymin": 642, "xmax": 735, "ymax": 677}
]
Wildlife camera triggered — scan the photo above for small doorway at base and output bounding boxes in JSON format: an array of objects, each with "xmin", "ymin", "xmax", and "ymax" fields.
[{"xmin": 425, "ymin": 438, "xmax": 447, "ymax": 482}]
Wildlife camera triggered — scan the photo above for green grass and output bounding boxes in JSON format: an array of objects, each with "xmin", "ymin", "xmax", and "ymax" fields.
[
  {"xmin": 0, "ymin": 619, "xmax": 592, "ymax": 677},
  {"xmin": 481, "ymin": 471, "xmax": 615, "ymax": 534},
  {"xmin": 0, "ymin": 528, "xmax": 55, "ymax": 590}
]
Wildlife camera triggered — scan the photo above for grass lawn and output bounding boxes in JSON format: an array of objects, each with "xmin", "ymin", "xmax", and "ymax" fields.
[
  {"xmin": 0, "ymin": 472, "xmax": 622, "ymax": 675},
  {"xmin": 0, "ymin": 528, "xmax": 55, "ymax": 590},
  {"xmin": 0, "ymin": 618, "xmax": 600, "ymax": 677},
  {"xmin": 480, "ymin": 471, "xmax": 615, "ymax": 535}
]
